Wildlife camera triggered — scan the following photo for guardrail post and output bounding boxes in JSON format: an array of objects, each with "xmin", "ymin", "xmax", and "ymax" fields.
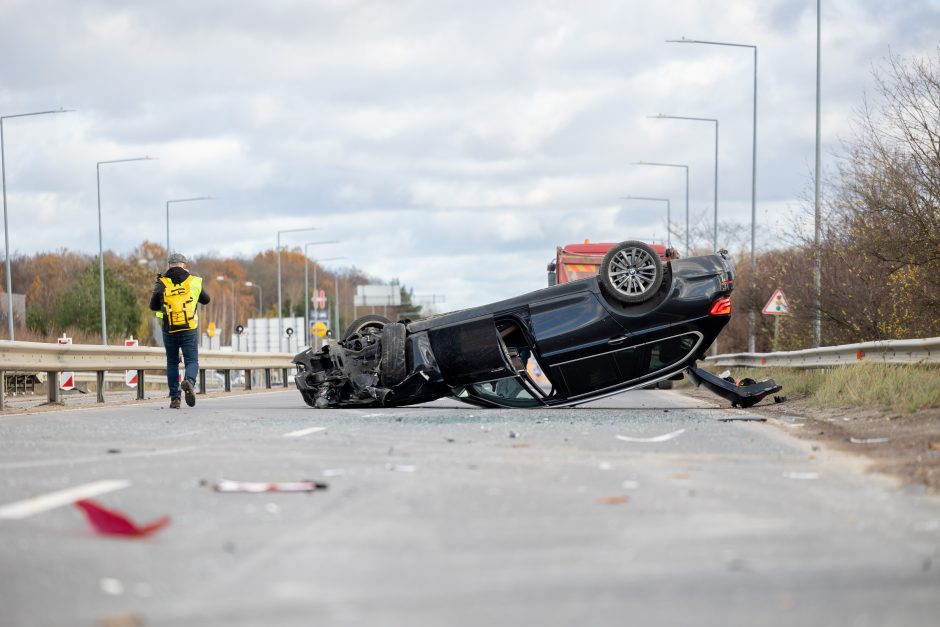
[
  {"xmin": 47, "ymin": 371, "xmax": 60, "ymax": 404},
  {"xmin": 96, "ymin": 371, "xmax": 105, "ymax": 403},
  {"xmin": 224, "ymin": 369, "xmax": 231, "ymax": 392},
  {"xmin": 264, "ymin": 369, "xmax": 271, "ymax": 389},
  {"xmin": 198, "ymin": 369, "xmax": 206, "ymax": 394},
  {"xmin": 282, "ymin": 368, "xmax": 289, "ymax": 388},
  {"xmin": 136, "ymin": 370, "xmax": 145, "ymax": 400},
  {"xmin": 245, "ymin": 369, "xmax": 252, "ymax": 391}
]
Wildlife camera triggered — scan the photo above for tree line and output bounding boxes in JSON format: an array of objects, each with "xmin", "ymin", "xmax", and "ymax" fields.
[{"xmin": 2, "ymin": 240, "xmax": 422, "ymax": 346}]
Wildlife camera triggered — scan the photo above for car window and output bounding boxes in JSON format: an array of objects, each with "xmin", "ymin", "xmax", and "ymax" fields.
[
  {"xmin": 615, "ymin": 333, "xmax": 699, "ymax": 380},
  {"xmin": 469, "ymin": 378, "xmax": 542, "ymax": 408}
]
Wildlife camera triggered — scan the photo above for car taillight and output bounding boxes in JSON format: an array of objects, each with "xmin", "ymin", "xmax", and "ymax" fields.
[{"xmin": 709, "ymin": 297, "xmax": 732, "ymax": 315}]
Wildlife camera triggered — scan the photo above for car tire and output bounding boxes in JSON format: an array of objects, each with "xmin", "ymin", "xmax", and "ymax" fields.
[
  {"xmin": 599, "ymin": 240, "xmax": 664, "ymax": 304},
  {"xmin": 655, "ymin": 379, "xmax": 674, "ymax": 390},
  {"xmin": 341, "ymin": 315, "xmax": 391, "ymax": 342},
  {"xmin": 380, "ymin": 323, "xmax": 407, "ymax": 386}
]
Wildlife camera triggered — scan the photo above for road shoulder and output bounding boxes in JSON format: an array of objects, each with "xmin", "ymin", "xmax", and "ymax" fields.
[{"xmin": 678, "ymin": 386, "xmax": 940, "ymax": 494}]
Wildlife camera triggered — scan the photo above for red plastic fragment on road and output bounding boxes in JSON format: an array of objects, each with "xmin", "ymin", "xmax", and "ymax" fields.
[{"xmin": 74, "ymin": 499, "xmax": 171, "ymax": 537}]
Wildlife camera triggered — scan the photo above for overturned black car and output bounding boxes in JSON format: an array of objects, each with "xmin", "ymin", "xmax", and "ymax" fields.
[{"xmin": 293, "ymin": 241, "xmax": 780, "ymax": 409}]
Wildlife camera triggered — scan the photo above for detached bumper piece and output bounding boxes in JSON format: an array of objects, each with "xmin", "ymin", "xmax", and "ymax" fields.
[{"xmin": 686, "ymin": 367, "xmax": 782, "ymax": 409}]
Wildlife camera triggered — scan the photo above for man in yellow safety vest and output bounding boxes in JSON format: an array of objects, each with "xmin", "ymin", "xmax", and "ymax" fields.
[{"xmin": 149, "ymin": 253, "xmax": 211, "ymax": 409}]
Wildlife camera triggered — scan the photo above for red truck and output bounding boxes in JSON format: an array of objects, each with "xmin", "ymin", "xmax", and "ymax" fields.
[{"xmin": 547, "ymin": 240, "xmax": 678, "ymax": 286}]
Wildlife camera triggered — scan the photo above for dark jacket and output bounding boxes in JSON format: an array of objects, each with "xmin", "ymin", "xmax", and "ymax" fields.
[{"xmin": 149, "ymin": 266, "xmax": 211, "ymax": 314}]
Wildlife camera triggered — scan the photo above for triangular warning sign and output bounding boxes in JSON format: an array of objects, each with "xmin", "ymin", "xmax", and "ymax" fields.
[{"xmin": 762, "ymin": 288, "xmax": 791, "ymax": 315}]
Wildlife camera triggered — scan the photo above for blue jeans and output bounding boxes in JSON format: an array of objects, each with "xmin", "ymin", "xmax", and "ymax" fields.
[{"xmin": 162, "ymin": 329, "xmax": 199, "ymax": 399}]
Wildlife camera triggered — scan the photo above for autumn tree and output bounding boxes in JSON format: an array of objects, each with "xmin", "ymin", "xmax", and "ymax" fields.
[{"xmin": 820, "ymin": 49, "xmax": 940, "ymax": 340}]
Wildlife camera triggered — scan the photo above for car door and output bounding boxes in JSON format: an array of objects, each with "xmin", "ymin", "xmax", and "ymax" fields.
[{"xmin": 528, "ymin": 288, "xmax": 629, "ymax": 398}]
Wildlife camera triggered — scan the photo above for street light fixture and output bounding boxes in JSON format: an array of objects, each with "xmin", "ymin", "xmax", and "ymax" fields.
[
  {"xmin": 668, "ymin": 36, "xmax": 759, "ymax": 351},
  {"xmin": 632, "ymin": 161, "xmax": 690, "ymax": 256},
  {"xmin": 216, "ymin": 275, "xmax": 236, "ymax": 345},
  {"xmin": 648, "ymin": 114, "xmax": 719, "ymax": 252},
  {"xmin": 620, "ymin": 196, "xmax": 671, "ymax": 249},
  {"xmin": 97, "ymin": 156, "xmax": 155, "ymax": 345},
  {"xmin": 244, "ymin": 281, "xmax": 262, "ymax": 316},
  {"xmin": 308, "ymin": 256, "xmax": 345, "ymax": 350},
  {"xmin": 166, "ymin": 196, "xmax": 212, "ymax": 253},
  {"xmin": 276, "ymin": 227, "xmax": 319, "ymax": 351},
  {"xmin": 1, "ymin": 107, "xmax": 73, "ymax": 341}
]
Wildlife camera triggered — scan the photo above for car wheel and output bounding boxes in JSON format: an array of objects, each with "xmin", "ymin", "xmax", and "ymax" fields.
[
  {"xmin": 655, "ymin": 379, "xmax": 674, "ymax": 390},
  {"xmin": 341, "ymin": 315, "xmax": 391, "ymax": 342},
  {"xmin": 380, "ymin": 323, "xmax": 407, "ymax": 386},
  {"xmin": 600, "ymin": 240, "xmax": 664, "ymax": 304}
]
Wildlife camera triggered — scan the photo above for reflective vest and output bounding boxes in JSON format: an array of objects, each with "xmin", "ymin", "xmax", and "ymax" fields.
[{"xmin": 156, "ymin": 275, "xmax": 203, "ymax": 333}]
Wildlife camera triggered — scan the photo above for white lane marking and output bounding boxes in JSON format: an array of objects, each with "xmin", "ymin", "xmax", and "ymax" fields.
[
  {"xmin": 359, "ymin": 413, "xmax": 385, "ymax": 418},
  {"xmin": 282, "ymin": 426, "xmax": 327, "ymax": 438},
  {"xmin": 616, "ymin": 428, "xmax": 686, "ymax": 443},
  {"xmin": 0, "ymin": 480, "xmax": 131, "ymax": 520},
  {"xmin": 0, "ymin": 446, "xmax": 196, "ymax": 470}
]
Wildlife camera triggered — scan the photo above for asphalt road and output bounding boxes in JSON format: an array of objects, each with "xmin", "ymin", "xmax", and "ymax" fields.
[{"xmin": 2, "ymin": 388, "xmax": 939, "ymax": 627}]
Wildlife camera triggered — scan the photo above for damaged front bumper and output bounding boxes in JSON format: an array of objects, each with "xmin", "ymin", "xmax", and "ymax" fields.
[{"xmin": 686, "ymin": 367, "xmax": 782, "ymax": 409}]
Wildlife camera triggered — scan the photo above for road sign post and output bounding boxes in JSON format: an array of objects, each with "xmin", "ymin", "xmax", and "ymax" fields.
[
  {"xmin": 762, "ymin": 289, "xmax": 791, "ymax": 350},
  {"xmin": 57, "ymin": 335, "xmax": 74, "ymax": 391},
  {"xmin": 124, "ymin": 337, "xmax": 139, "ymax": 387}
]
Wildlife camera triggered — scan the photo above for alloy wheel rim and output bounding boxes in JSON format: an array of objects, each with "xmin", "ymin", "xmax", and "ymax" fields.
[{"xmin": 608, "ymin": 247, "xmax": 657, "ymax": 296}]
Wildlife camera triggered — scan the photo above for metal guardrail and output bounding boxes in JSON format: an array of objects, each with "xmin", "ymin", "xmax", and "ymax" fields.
[
  {"xmin": 706, "ymin": 337, "xmax": 940, "ymax": 368},
  {"xmin": 0, "ymin": 340, "xmax": 297, "ymax": 408}
]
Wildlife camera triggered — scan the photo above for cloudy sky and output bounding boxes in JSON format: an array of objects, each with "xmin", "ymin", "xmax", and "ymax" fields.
[{"xmin": 2, "ymin": 0, "xmax": 938, "ymax": 312}]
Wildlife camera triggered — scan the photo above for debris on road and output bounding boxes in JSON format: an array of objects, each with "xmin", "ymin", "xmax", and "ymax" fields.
[
  {"xmin": 616, "ymin": 428, "xmax": 686, "ymax": 443},
  {"xmin": 718, "ymin": 415, "xmax": 767, "ymax": 422},
  {"xmin": 106, "ymin": 449, "xmax": 121, "ymax": 454},
  {"xmin": 596, "ymin": 495, "xmax": 629, "ymax": 505},
  {"xmin": 385, "ymin": 463, "xmax": 417, "ymax": 472},
  {"xmin": 75, "ymin": 499, "xmax": 171, "ymax": 538},
  {"xmin": 99, "ymin": 577, "xmax": 124, "ymax": 595},
  {"xmin": 508, "ymin": 430, "xmax": 521, "ymax": 439},
  {"xmin": 97, "ymin": 613, "xmax": 143, "ymax": 627},
  {"xmin": 210, "ymin": 480, "xmax": 329, "ymax": 493},
  {"xmin": 849, "ymin": 437, "xmax": 890, "ymax": 444},
  {"xmin": 929, "ymin": 442, "xmax": 940, "ymax": 451}
]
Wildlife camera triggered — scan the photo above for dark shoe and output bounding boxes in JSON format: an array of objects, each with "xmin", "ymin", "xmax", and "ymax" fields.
[
  {"xmin": 181, "ymin": 379, "xmax": 196, "ymax": 407},
  {"xmin": 169, "ymin": 397, "xmax": 181, "ymax": 409}
]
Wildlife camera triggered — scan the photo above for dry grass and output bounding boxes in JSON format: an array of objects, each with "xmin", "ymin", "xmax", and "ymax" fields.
[{"xmin": 721, "ymin": 364, "xmax": 940, "ymax": 414}]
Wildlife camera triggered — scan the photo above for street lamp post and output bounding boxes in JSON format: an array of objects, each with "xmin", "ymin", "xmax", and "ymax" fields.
[
  {"xmin": 216, "ymin": 275, "xmax": 236, "ymax": 345},
  {"xmin": 276, "ymin": 227, "xmax": 319, "ymax": 351},
  {"xmin": 97, "ymin": 156, "xmax": 154, "ymax": 345},
  {"xmin": 620, "ymin": 196, "xmax": 671, "ymax": 249},
  {"xmin": 244, "ymin": 281, "xmax": 262, "ymax": 316},
  {"xmin": 632, "ymin": 161, "xmax": 689, "ymax": 256},
  {"xmin": 166, "ymin": 196, "xmax": 211, "ymax": 253},
  {"xmin": 813, "ymin": 0, "xmax": 823, "ymax": 348},
  {"xmin": 1, "ymin": 107, "xmax": 73, "ymax": 341},
  {"xmin": 649, "ymin": 114, "xmax": 719, "ymax": 251},
  {"xmin": 668, "ymin": 37, "xmax": 758, "ymax": 351},
  {"xmin": 302, "ymin": 240, "xmax": 340, "ymax": 346}
]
